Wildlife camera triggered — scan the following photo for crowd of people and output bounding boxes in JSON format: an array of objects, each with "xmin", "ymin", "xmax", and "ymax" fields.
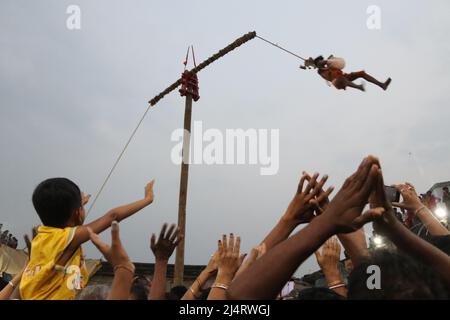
[
  {"xmin": 0, "ymin": 225, "xmax": 18, "ymax": 249},
  {"xmin": 421, "ymin": 187, "xmax": 450, "ymax": 212},
  {"xmin": 0, "ymin": 155, "xmax": 449, "ymax": 300}
]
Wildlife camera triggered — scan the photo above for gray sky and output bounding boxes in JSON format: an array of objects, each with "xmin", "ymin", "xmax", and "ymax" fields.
[{"xmin": 1, "ymin": 0, "xmax": 449, "ymax": 277}]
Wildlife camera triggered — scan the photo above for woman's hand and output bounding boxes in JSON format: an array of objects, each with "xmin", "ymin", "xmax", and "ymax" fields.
[
  {"xmin": 315, "ymin": 237, "xmax": 342, "ymax": 283},
  {"xmin": 282, "ymin": 172, "xmax": 333, "ymax": 225},
  {"xmin": 216, "ymin": 234, "xmax": 245, "ymax": 283},
  {"xmin": 391, "ymin": 182, "xmax": 423, "ymax": 212},
  {"xmin": 204, "ymin": 250, "xmax": 220, "ymax": 275}
]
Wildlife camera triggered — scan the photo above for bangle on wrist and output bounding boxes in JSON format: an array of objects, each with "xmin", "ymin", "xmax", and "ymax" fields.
[
  {"xmin": 8, "ymin": 281, "xmax": 16, "ymax": 289},
  {"xmin": 190, "ymin": 287, "xmax": 201, "ymax": 299},
  {"xmin": 414, "ymin": 206, "xmax": 427, "ymax": 216},
  {"xmin": 329, "ymin": 283, "xmax": 346, "ymax": 290},
  {"xmin": 327, "ymin": 279, "xmax": 343, "ymax": 287},
  {"xmin": 113, "ymin": 263, "xmax": 135, "ymax": 275},
  {"xmin": 212, "ymin": 283, "xmax": 229, "ymax": 291}
]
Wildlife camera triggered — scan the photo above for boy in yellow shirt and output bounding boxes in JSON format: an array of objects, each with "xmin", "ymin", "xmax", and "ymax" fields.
[{"xmin": 19, "ymin": 177, "xmax": 155, "ymax": 300}]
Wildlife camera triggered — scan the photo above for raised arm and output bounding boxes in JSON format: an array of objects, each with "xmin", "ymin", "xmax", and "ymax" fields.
[
  {"xmin": 315, "ymin": 237, "xmax": 347, "ymax": 297},
  {"xmin": 88, "ymin": 221, "xmax": 136, "ymax": 300},
  {"xmin": 74, "ymin": 180, "xmax": 155, "ymax": 247},
  {"xmin": 337, "ymin": 228, "xmax": 369, "ymax": 267},
  {"xmin": 208, "ymin": 234, "xmax": 245, "ymax": 300},
  {"xmin": 262, "ymin": 173, "xmax": 332, "ymax": 250},
  {"xmin": 306, "ymin": 175, "xmax": 369, "ymax": 267},
  {"xmin": 372, "ymin": 170, "xmax": 450, "ymax": 289},
  {"xmin": 0, "ymin": 268, "xmax": 24, "ymax": 300},
  {"xmin": 227, "ymin": 156, "xmax": 384, "ymax": 299},
  {"xmin": 148, "ymin": 223, "xmax": 182, "ymax": 300},
  {"xmin": 182, "ymin": 250, "xmax": 219, "ymax": 300},
  {"xmin": 392, "ymin": 182, "xmax": 449, "ymax": 236},
  {"xmin": 235, "ymin": 243, "xmax": 266, "ymax": 278}
]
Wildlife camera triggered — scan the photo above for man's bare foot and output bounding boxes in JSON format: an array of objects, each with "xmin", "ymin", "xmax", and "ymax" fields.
[
  {"xmin": 383, "ymin": 78, "xmax": 392, "ymax": 90},
  {"xmin": 359, "ymin": 83, "xmax": 366, "ymax": 92}
]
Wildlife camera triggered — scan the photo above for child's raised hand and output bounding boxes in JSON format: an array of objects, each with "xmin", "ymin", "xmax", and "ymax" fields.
[
  {"xmin": 81, "ymin": 193, "xmax": 91, "ymax": 206},
  {"xmin": 144, "ymin": 180, "xmax": 155, "ymax": 203}
]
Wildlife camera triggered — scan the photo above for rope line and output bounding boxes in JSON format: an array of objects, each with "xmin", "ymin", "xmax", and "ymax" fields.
[
  {"xmin": 256, "ymin": 35, "xmax": 306, "ymax": 61},
  {"xmin": 86, "ymin": 104, "xmax": 152, "ymax": 216}
]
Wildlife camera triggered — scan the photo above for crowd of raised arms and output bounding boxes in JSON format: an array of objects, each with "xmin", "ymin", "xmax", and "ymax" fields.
[{"xmin": 1, "ymin": 155, "xmax": 449, "ymax": 300}]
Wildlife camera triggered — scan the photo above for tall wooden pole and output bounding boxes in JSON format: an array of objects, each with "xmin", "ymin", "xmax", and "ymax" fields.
[
  {"xmin": 174, "ymin": 93, "xmax": 193, "ymax": 285},
  {"xmin": 148, "ymin": 32, "xmax": 257, "ymax": 286}
]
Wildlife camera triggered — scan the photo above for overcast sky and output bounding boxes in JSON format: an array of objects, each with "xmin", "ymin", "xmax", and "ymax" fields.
[{"xmin": 1, "ymin": 0, "xmax": 449, "ymax": 277}]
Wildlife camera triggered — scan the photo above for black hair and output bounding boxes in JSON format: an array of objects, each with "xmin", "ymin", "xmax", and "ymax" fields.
[
  {"xmin": 130, "ymin": 282, "xmax": 149, "ymax": 300},
  {"xmin": 170, "ymin": 285, "xmax": 188, "ymax": 300},
  {"xmin": 347, "ymin": 249, "xmax": 448, "ymax": 299},
  {"xmin": 0, "ymin": 277, "xmax": 8, "ymax": 291},
  {"xmin": 199, "ymin": 288, "xmax": 211, "ymax": 300},
  {"xmin": 133, "ymin": 274, "xmax": 150, "ymax": 285},
  {"xmin": 76, "ymin": 285, "xmax": 109, "ymax": 300},
  {"xmin": 165, "ymin": 292, "xmax": 179, "ymax": 300},
  {"xmin": 428, "ymin": 235, "xmax": 450, "ymax": 256},
  {"xmin": 295, "ymin": 287, "xmax": 345, "ymax": 300},
  {"xmin": 32, "ymin": 178, "xmax": 82, "ymax": 228},
  {"xmin": 313, "ymin": 55, "xmax": 324, "ymax": 66}
]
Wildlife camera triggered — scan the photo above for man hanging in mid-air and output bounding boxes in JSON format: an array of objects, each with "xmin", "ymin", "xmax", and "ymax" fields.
[{"xmin": 302, "ymin": 55, "xmax": 391, "ymax": 92}]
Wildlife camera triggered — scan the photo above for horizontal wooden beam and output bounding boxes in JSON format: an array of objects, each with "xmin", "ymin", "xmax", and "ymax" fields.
[{"xmin": 149, "ymin": 31, "xmax": 256, "ymax": 106}]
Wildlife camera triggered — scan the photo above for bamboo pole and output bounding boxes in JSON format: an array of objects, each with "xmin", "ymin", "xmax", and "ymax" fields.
[{"xmin": 174, "ymin": 93, "xmax": 193, "ymax": 285}]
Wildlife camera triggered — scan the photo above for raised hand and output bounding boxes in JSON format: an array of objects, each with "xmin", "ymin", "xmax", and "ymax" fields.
[
  {"xmin": 373, "ymin": 176, "xmax": 448, "ymax": 237},
  {"xmin": 208, "ymin": 233, "xmax": 246, "ymax": 300},
  {"xmin": 150, "ymin": 223, "xmax": 182, "ymax": 262},
  {"xmin": 204, "ymin": 249, "xmax": 220, "ymax": 275},
  {"xmin": 391, "ymin": 182, "xmax": 423, "ymax": 212},
  {"xmin": 89, "ymin": 221, "xmax": 135, "ymax": 300},
  {"xmin": 148, "ymin": 223, "xmax": 182, "ymax": 300},
  {"xmin": 144, "ymin": 180, "xmax": 155, "ymax": 203},
  {"xmin": 88, "ymin": 221, "xmax": 134, "ymax": 271},
  {"xmin": 303, "ymin": 171, "xmax": 334, "ymax": 215},
  {"xmin": 81, "ymin": 192, "xmax": 91, "ymax": 206},
  {"xmin": 217, "ymin": 233, "xmax": 245, "ymax": 282},
  {"xmin": 283, "ymin": 172, "xmax": 333, "ymax": 225},
  {"xmin": 255, "ymin": 242, "xmax": 267, "ymax": 259},
  {"xmin": 321, "ymin": 155, "xmax": 385, "ymax": 233},
  {"xmin": 315, "ymin": 237, "xmax": 341, "ymax": 280},
  {"xmin": 315, "ymin": 237, "xmax": 347, "ymax": 296}
]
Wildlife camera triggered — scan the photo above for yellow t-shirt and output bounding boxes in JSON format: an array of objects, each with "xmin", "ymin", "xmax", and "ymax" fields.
[{"xmin": 20, "ymin": 226, "xmax": 88, "ymax": 300}]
